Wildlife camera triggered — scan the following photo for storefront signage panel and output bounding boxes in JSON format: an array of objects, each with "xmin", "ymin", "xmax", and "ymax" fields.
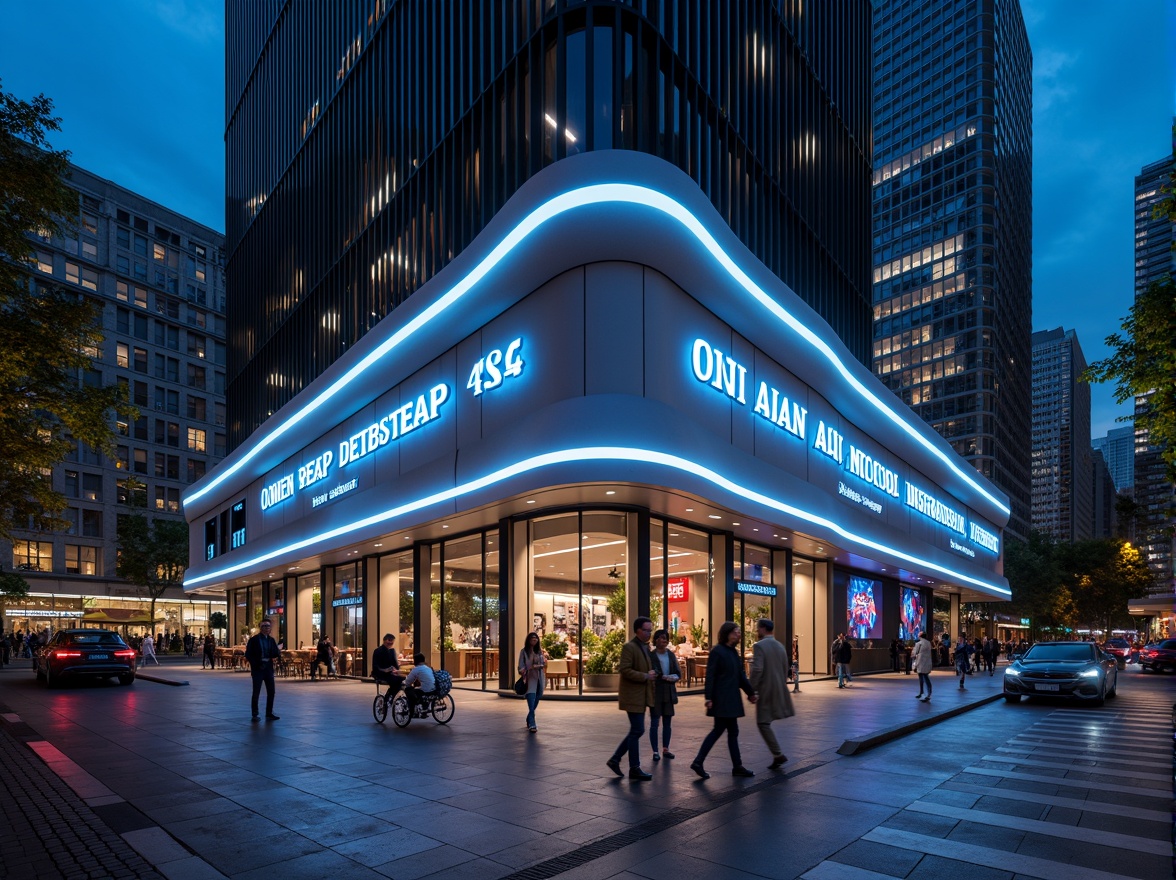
[
  {"xmin": 667, "ymin": 577, "xmax": 690, "ymax": 602},
  {"xmin": 258, "ymin": 379, "xmax": 451, "ymax": 513},
  {"xmin": 682, "ymin": 329, "xmax": 992, "ymax": 557},
  {"xmin": 735, "ymin": 580, "xmax": 777, "ymax": 597}
]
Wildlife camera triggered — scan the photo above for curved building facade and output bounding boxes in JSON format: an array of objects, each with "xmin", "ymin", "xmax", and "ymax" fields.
[
  {"xmin": 226, "ymin": 0, "xmax": 874, "ymax": 447},
  {"xmin": 186, "ymin": 153, "xmax": 1009, "ymax": 691}
]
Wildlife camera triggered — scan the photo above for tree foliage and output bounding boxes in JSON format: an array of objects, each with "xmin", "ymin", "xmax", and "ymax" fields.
[
  {"xmin": 0, "ymin": 80, "xmax": 134, "ymax": 538},
  {"xmin": 116, "ymin": 511, "xmax": 190, "ymax": 634},
  {"xmin": 1004, "ymin": 532, "xmax": 1155, "ymax": 638}
]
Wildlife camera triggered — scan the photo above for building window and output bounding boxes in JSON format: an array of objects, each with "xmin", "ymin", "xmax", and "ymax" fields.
[
  {"xmin": 64, "ymin": 470, "xmax": 79, "ymax": 497},
  {"xmin": 187, "ymin": 427, "xmax": 206, "ymax": 452},
  {"xmin": 62, "ymin": 507, "xmax": 79, "ymax": 535},
  {"xmin": 154, "ymin": 486, "xmax": 180, "ymax": 513},
  {"xmin": 133, "ymin": 448, "xmax": 148, "ymax": 474},
  {"xmin": 187, "ymin": 458, "xmax": 206, "ymax": 483},
  {"xmin": 13, "ymin": 540, "xmax": 53, "ymax": 572},
  {"xmin": 133, "ymin": 347, "xmax": 148, "ymax": 373},
  {"xmin": 188, "ymin": 364, "xmax": 206, "ymax": 389},
  {"xmin": 81, "ymin": 267, "xmax": 98, "ymax": 290},
  {"xmin": 116, "ymin": 479, "xmax": 146, "ymax": 507},
  {"xmin": 82, "ymin": 472, "xmax": 102, "ymax": 501},
  {"xmin": 82, "ymin": 240, "xmax": 98, "ymax": 260},
  {"xmin": 116, "ymin": 280, "xmax": 129, "ymax": 301},
  {"xmin": 65, "ymin": 545, "xmax": 99, "ymax": 575},
  {"xmin": 66, "ymin": 262, "xmax": 80, "ymax": 285},
  {"xmin": 81, "ymin": 509, "xmax": 103, "ymax": 537},
  {"xmin": 188, "ymin": 333, "xmax": 206, "ymax": 359},
  {"xmin": 187, "ymin": 395, "xmax": 206, "ymax": 421},
  {"xmin": 36, "ymin": 250, "xmax": 52, "ymax": 273},
  {"xmin": 133, "ymin": 380, "xmax": 148, "ymax": 406}
]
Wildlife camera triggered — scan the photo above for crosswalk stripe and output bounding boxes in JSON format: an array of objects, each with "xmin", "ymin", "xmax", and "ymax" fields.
[
  {"xmin": 905, "ymin": 801, "xmax": 1170, "ymax": 856},
  {"xmin": 976, "ymin": 754, "xmax": 1170, "ymax": 782},
  {"xmin": 959, "ymin": 765, "xmax": 1171, "ymax": 797},
  {"xmin": 862, "ymin": 827, "xmax": 1133, "ymax": 880},
  {"xmin": 1009, "ymin": 735, "xmax": 1170, "ymax": 755},
  {"xmin": 994, "ymin": 745, "xmax": 1170, "ymax": 769},
  {"xmin": 940, "ymin": 780, "xmax": 1173, "ymax": 822}
]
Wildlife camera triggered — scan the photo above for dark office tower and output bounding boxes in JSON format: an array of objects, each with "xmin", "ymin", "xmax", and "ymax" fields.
[
  {"xmin": 871, "ymin": 0, "xmax": 1033, "ymax": 542},
  {"xmin": 1030, "ymin": 328, "xmax": 1093, "ymax": 542},
  {"xmin": 225, "ymin": 1, "xmax": 874, "ymax": 449},
  {"xmin": 1132, "ymin": 154, "xmax": 1175, "ymax": 594}
]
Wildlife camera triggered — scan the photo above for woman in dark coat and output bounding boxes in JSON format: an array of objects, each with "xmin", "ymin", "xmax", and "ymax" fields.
[
  {"xmin": 691, "ymin": 621, "xmax": 757, "ymax": 779},
  {"xmin": 649, "ymin": 629, "xmax": 681, "ymax": 760}
]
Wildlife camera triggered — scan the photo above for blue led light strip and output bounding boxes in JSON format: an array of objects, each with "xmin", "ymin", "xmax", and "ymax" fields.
[
  {"xmin": 186, "ymin": 183, "xmax": 1009, "ymax": 518},
  {"xmin": 185, "ymin": 446, "xmax": 1010, "ymax": 597}
]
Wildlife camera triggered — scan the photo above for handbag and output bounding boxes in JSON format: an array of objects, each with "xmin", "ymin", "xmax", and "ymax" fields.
[{"xmin": 513, "ymin": 675, "xmax": 528, "ymax": 696}]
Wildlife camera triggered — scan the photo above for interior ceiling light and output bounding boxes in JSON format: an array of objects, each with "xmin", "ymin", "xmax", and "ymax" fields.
[
  {"xmin": 685, "ymin": 508, "xmax": 694, "ymax": 512},
  {"xmin": 606, "ymin": 490, "xmax": 616, "ymax": 495},
  {"xmin": 526, "ymin": 499, "xmax": 536, "ymax": 504}
]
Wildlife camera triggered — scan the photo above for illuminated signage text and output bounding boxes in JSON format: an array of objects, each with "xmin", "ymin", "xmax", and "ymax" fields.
[
  {"xmin": 467, "ymin": 337, "xmax": 524, "ymax": 396},
  {"xmin": 905, "ymin": 483, "xmax": 966, "ymax": 535},
  {"xmin": 735, "ymin": 580, "xmax": 777, "ymax": 597}
]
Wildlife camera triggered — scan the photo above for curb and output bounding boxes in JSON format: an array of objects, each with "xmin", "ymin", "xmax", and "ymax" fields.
[
  {"xmin": 133, "ymin": 672, "xmax": 189, "ymax": 686},
  {"xmin": 837, "ymin": 692, "xmax": 1004, "ymax": 755}
]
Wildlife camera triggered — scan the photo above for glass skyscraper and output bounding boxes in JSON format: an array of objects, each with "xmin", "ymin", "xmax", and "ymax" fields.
[
  {"xmin": 871, "ymin": 0, "xmax": 1033, "ymax": 541},
  {"xmin": 225, "ymin": 0, "xmax": 873, "ymax": 448}
]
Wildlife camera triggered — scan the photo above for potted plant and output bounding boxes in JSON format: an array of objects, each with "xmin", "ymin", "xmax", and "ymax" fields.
[
  {"xmin": 583, "ymin": 629, "xmax": 626, "ymax": 690},
  {"xmin": 540, "ymin": 633, "xmax": 567, "ymax": 659}
]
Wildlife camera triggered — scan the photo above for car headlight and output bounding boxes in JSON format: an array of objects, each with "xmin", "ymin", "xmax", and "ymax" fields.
[
  {"xmin": 1079, "ymin": 668, "xmax": 1101, "ymax": 678},
  {"xmin": 1004, "ymin": 668, "xmax": 1020, "ymax": 677}
]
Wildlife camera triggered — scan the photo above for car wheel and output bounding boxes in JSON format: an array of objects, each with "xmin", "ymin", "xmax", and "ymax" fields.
[
  {"xmin": 45, "ymin": 666, "xmax": 59, "ymax": 689},
  {"xmin": 34, "ymin": 662, "xmax": 43, "ymax": 681},
  {"xmin": 1106, "ymin": 676, "xmax": 1117, "ymax": 698},
  {"xmin": 1003, "ymin": 693, "xmax": 1021, "ymax": 703},
  {"xmin": 118, "ymin": 673, "xmax": 134, "ymax": 686},
  {"xmin": 1092, "ymin": 678, "xmax": 1105, "ymax": 707}
]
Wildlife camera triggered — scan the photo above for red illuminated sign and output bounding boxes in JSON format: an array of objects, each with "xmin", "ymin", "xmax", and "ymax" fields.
[{"xmin": 667, "ymin": 577, "xmax": 690, "ymax": 602}]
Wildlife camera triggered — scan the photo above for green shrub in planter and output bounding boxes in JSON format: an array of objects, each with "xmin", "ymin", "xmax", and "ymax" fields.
[
  {"xmin": 584, "ymin": 629, "xmax": 626, "ymax": 674},
  {"xmin": 540, "ymin": 633, "xmax": 567, "ymax": 659}
]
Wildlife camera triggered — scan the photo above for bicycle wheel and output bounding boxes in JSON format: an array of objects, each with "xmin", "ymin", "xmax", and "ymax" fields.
[
  {"xmin": 432, "ymin": 694, "xmax": 455, "ymax": 724},
  {"xmin": 373, "ymin": 693, "xmax": 388, "ymax": 724},
  {"xmin": 391, "ymin": 694, "xmax": 412, "ymax": 727}
]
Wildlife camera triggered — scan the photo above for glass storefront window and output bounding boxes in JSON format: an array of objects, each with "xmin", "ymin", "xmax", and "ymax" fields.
[
  {"xmin": 298, "ymin": 571, "xmax": 321, "ymax": 646},
  {"xmin": 652, "ymin": 519, "xmax": 712, "ymax": 653},
  {"xmin": 529, "ymin": 512, "xmax": 629, "ymax": 693},
  {"xmin": 735, "ymin": 541, "xmax": 774, "ymax": 655},
  {"xmin": 332, "ymin": 563, "xmax": 364, "ymax": 676}
]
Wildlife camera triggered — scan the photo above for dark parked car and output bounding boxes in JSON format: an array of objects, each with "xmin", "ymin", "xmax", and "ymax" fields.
[
  {"xmin": 1102, "ymin": 637, "xmax": 1131, "ymax": 667},
  {"xmin": 1139, "ymin": 639, "xmax": 1176, "ymax": 673},
  {"xmin": 34, "ymin": 629, "xmax": 137, "ymax": 688},
  {"xmin": 1003, "ymin": 641, "xmax": 1117, "ymax": 705}
]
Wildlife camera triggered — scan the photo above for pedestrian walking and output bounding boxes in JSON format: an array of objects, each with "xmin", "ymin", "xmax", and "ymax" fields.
[
  {"xmin": 912, "ymin": 630, "xmax": 933, "ymax": 701},
  {"xmin": 245, "ymin": 618, "xmax": 281, "ymax": 721},
  {"xmin": 606, "ymin": 617, "xmax": 657, "ymax": 781},
  {"xmin": 648, "ymin": 629, "xmax": 681, "ymax": 761},
  {"xmin": 517, "ymin": 631, "xmax": 546, "ymax": 733},
  {"xmin": 833, "ymin": 632, "xmax": 853, "ymax": 687},
  {"xmin": 749, "ymin": 619, "xmax": 793, "ymax": 769},
  {"xmin": 983, "ymin": 637, "xmax": 997, "ymax": 675},
  {"xmin": 139, "ymin": 633, "xmax": 160, "ymax": 666},
  {"xmin": 954, "ymin": 633, "xmax": 974, "ymax": 689},
  {"xmin": 202, "ymin": 633, "xmax": 216, "ymax": 669},
  {"xmin": 691, "ymin": 621, "xmax": 757, "ymax": 779},
  {"xmin": 311, "ymin": 634, "xmax": 335, "ymax": 680}
]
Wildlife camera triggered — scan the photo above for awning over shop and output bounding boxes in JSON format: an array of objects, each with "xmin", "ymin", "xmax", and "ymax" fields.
[{"xmin": 81, "ymin": 607, "xmax": 164, "ymax": 626}]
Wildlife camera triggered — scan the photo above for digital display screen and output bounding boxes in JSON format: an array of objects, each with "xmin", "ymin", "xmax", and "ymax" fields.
[
  {"xmin": 846, "ymin": 575, "xmax": 882, "ymax": 639},
  {"xmin": 899, "ymin": 587, "xmax": 924, "ymax": 640}
]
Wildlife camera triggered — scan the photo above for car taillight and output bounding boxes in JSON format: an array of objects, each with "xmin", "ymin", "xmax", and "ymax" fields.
[
  {"xmin": 53, "ymin": 650, "xmax": 82, "ymax": 658},
  {"xmin": 114, "ymin": 649, "xmax": 137, "ymax": 658}
]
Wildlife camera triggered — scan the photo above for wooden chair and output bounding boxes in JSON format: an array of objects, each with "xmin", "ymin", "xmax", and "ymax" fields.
[{"xmin": 545, "ymin": 658, "xmax": 569, "ymax": 690}]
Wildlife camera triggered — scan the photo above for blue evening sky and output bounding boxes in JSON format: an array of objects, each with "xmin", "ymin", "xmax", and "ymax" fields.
[{"xmin": 1, "ymin": 0, "xmax": 1171, "ymax": 437}]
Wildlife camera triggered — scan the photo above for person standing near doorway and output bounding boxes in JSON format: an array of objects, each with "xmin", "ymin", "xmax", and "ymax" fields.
[
  {"xmin": 691, "ymin": 621, "xmax": 757, "ymax": 779},
  {"xmin": 517, "ymin": 631, "xmax": 546, "ymax": 733},
  {"xmin": 606, "ymin": 617, "xmax": 656, "ymax": 781},
  {"xmin": 749, "ymin": 619, "xmax": 793, "ymax": 769},
  {"xmin": 245, "ymin": 618, "xmax": 281, "ymax": 721},
  {"xmin": 202, "ymin": 633, "xmax": 216, "ymax": 669},
  {"xmin": 834, "ymin": 633, "xmax": 853, "ymax": 687}
]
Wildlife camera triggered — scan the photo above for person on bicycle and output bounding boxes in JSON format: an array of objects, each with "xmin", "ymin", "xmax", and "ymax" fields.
[
  {"xmin": 403, "ymin": 653, "xmax": 436, "ymax": 714},
  {"xmin": 372, "ymin": 634, "xmax": 403, "ymax": 694}
]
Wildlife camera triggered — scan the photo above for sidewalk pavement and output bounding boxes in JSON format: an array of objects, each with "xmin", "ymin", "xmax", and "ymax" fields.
[{"xmin": 0, "ymin": 659, "xmax": 1005, "ymax": 880}]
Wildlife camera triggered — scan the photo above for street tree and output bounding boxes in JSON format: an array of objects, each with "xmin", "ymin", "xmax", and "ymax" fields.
[
  {"xmin": 0, "ymin": 80, "xmax": 134, "ymax": 538},
  {"xmin": 1004, "ymin": 531, "xmax": 1071, "ymax": 637},
  {"xmin": 116, "ymin": 510, "xmax": 190, "ymax": 636},
  {"xmin": 1062, "ymin": 539, "xmax": 1155, "ymax": 637}
]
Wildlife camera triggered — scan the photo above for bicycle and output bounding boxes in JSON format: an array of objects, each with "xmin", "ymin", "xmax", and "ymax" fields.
[
  {"xmin": 388, "ymin": 669, "xmax": 454, "ymax": 727},
  {"xmin": 372, "ymin": 677, "xmax": 402, "ymax": 724}
]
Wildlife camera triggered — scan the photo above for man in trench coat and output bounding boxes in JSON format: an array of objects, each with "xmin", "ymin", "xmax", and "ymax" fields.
[{"xmin": 749, "ymin": 619, "xmax": 794, "ymax": 769}]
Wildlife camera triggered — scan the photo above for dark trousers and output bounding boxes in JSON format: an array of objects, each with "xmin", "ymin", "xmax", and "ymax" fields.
[
  {"xmin": 202, "ymin": 650, "xmax": 214, "ymax": 669},
  {"xmin": 917, "ymin": 672, "xmax": 932, "ymax": 696},
  {"xmin": 373, "ymin": 671, "xmax": 403, "ymax": 694},
  {"xmin": 694, "ymin": 716, "xmax": 742, "ymax": 768},
  {"xmin": 649, "ymin": 712, "xmax": 673, "ymax": 751},
  {"xmin": 250, "ymin": 665, "xmax": 275, "ymax": 716},
  {"xmin": 612, "ymin": 711, "xmax": 646, "ymax": 768}
]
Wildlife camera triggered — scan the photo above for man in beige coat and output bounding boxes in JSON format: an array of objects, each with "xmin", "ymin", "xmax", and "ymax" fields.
[
  {"xmin": 750, "ymin": 619, "xmax": 794, "ymax": 769},
  {"xmin": 606, "ymin": 616, "xmax": 657, "ymax": 781}
]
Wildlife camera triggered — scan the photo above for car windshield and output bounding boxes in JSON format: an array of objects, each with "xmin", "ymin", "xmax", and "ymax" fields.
[
  {"xmin": 1023, "ymin": 644, "xmax": 1096, "ymax": 662},
  {"xmin": 1105, "ymin": 639, "xmax": 1128, "ymax": 647},
  {"xmin": 65, "ymin": 632, "xmax": 125, "ymax": 646}
]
